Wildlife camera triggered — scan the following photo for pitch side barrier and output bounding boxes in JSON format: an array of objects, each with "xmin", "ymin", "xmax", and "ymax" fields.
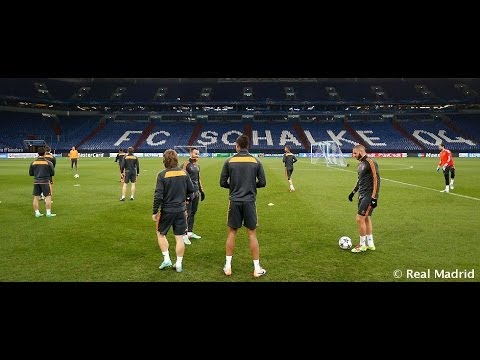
[{"xmin": 5, "ymin": 152, "xmax": 479, "ymax": 160}]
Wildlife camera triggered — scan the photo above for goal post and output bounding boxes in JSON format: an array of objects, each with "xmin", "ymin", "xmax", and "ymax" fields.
[
  {"xmin": 310, "ymin": 141, "xmax": 348, "ymax": 167},
  {"xmin": 23, "ymin": 139, "xmax": 47, "ymax": 153},
  {"xmin": 173, "ymin": 145, "xmax": 208, "ymax": 158}
]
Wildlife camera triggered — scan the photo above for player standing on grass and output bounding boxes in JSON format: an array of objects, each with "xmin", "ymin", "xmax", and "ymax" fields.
[
  {"xmin": 182, "ymin": 147, "xmax": 205, "ymax": 244},
  {"xmin": 29, "ymin": 147, "xmax": 56, "ymax": 218},
  {"xmin": 40, "ymin": 145, "xmax": 56, "ymax": 201},
  {"xmin": 152, "ymin": 149, "xmax": 194, "ymax": 273},
  {"xmin": 68, "ymin": 146, "xmax": 79, "ymax": 171},
  {"xmin": 220, "ymin": 134, "xmax": 267, "ymax": 277},
  {"xmin": 347, "ymin": 144, "xmax": 380, "ymax": 253},
  {"xmin": 282, "ymin": 145, "xmax": 297, "ymax": 192},
  {"xmin": 115, "ymin": 148, "xmax": 126, "ymax": 182},
  {"xmin": 120, "ymin": 147, "xmax": 139, "ymax": 201},
  {"xmin": 437, "ymin": 142, "xmax": 455, "ymax": 193}
]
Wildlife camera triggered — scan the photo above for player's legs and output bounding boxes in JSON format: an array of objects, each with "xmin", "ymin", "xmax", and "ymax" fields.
[
  {"xmin": 157, "ymin": 233, "xmax": 169, "ymax": 252},
  {"xmin": 450, "ymin": 167, "xmax": 455, "ymax": 188},
  {"xmin": 186, "ymin": 200, "xmax": 193, "ymax": 232},
  {"xmin": 224, "ymin": 227, "xmax": 237, "ymax": 276},
  {"xmin": 365, "ymin": 215, "xmax": 375, "ymax": 250},
  {"xmin": 351, "ymin": 214, "xmax": 368, "ymax": 252},
  {"xmin": 130, "ymin": 182, "xmax": 136, "ymax": 199},
  {"xmin": 226, "ymin": 227, "xmax": 237, "ymax": 256},
  {"xmin": 41, "ymin": 184, "xmax": 55, "ymax": 216},
  {"xmin": 224, "ymin": 201, "xmax": 243, "ymax": 274},
  {"xmin": 247, "ymin": 228, "xmax": 260, "ymax": 259},
  {"xmin": 187, "ymin": 196, "xmax": 201, "ymax": 238},
  {"xmin": 352, "ymin": 198, "xmax": 370, "ymax": 253},
  {"xmin": 247, "ymin": 227, "xmax": 266, "ymax": 277},
  {"xmin": 442, "ymin": 169, "xmax": 450, "ymax": 192},
  {"xmin": 287, "ymin": 168, "xmax": 295, "ymax": 191},
  {"xmin": 443, "ymin": 170, "xmax": 450, "ymax": 185},
  {"xmin": 33, "ymin": 196, "xmax": 41, "ymax": 215},
  {"xmin": 357, "ymin": 214, "xmax": 367, "ymax": 237},
  {"xmin": 121, "ymin": 181, "xmax": 128, "ymax": 200}
]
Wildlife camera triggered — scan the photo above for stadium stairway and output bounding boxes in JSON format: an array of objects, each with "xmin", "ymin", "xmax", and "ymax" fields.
[
  {"xmin": 292, "ymin": 122, "xmax": 311, "ymax": 151},
  {"xmin": 392, "ymin": 117, "xmax": 427, "ymax": 151},
  {"xmin": 343, "ymin": 119, "xmax": 368, "ymax": 149},
  {"xmin": 76, "ymin": 120, "xmax": 106, "ymax": 148},
  {"xmin": 134, "ymin": 122, "xmax": 156, "ymax": 149},
  {"xmin": 187, "ymin": 122, "xmax": 204, "ymax": 146}
]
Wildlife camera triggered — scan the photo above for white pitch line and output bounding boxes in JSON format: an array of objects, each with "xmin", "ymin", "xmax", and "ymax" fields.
[
  {"xmin": 269, "ymin": 165, "xmax": 480, "ymax": 201},
  {"xmin": 382, "ymin": 177, "xmax": 480, "ymax": 201}
]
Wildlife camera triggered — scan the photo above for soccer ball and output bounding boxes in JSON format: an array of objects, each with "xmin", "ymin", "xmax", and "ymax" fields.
[
  {"xmin": 74, "ymin": 173, "xmax": 80, "ymax": 178},
  {"xmin": 339, "ymin": 236, "xmax": 352, "ymax": 250}
]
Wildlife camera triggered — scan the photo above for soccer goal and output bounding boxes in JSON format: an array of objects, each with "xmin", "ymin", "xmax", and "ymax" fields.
[
  {"xmin": 173, "ymin": 145, "xmax": 208, "ymax": 158},
  {"xmin": 310, "ymin": 141, "xmax": 348, "ymax": 167},
  {"xmin": 23, "ymin": 139, "xmax": 47, "ymax": 153}
]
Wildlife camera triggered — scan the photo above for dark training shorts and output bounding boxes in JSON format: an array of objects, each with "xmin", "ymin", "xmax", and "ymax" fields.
[
  {"xmin": 157, "ymin": 210, "xmax": 188, "ymax": 236},
  {"xmin": 33, "ymin": 183, "xmax": 51, "ymax": 197},
  {"xmin": 358, "ymin": 196, "xmax": 374, "ymax": 217},
  {"xmin": 227, "ymin": 201, "xmax": 258, "ymax": 230},
  {"xmin": 124, "ymin": 171, "xmax": 137, "ymax": 184},
  {"xmin": 286, "ymin": 168, "xmax": 293, "ymax": 180}
]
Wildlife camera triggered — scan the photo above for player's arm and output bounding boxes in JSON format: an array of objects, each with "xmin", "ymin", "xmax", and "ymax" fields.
[
  {"xmin": 186, "ymin": 174, "xmax": 195, "ymax": 200},
  {"xmin": 198, "ymin": 173, "xmax": 205, "ymax": 201},
  {"xmin": 256, "ymin": 162, "xmax": 267, "ymax": 188},
  {"xmin": 152, "ymin": 174, "xmax": 164, "ymax": 215},
  {"xmin": 348, "ymin": 180, "xmax": 359, "ymax": 201},
  {"xmin": 220, "ymin": 161, "xmax": 230, "ymax": 188}
]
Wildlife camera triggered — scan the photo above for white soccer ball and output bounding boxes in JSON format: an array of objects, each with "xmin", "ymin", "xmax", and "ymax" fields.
[
  {"xmin": 339, "ymin": 236, "xmax": 352, "ymax": 250},
  {"xmin": 74, "ymin": 173, "xmax": 80, "ymax": 178}
]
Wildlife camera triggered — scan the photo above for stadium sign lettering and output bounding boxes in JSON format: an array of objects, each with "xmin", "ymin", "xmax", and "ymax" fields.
[{"xmin": 80, "ymin": 153, "xmax": 104, "ymax": 157}]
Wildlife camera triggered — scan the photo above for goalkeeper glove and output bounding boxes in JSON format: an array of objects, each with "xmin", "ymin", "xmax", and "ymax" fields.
[
  {"xmin": 436, "ymin": 166, "xmax": 440, "ymax": 172},
  {"xmin": 348, "ymin": 192, "xmax": 355, "ymax": 202},
  {"xmin": 200, "ymin": 190, "xmax": 205, "ymax": 201},
  {"xmin": 370, "ymin": 198, "xmax": 378, "ymax": 208}
]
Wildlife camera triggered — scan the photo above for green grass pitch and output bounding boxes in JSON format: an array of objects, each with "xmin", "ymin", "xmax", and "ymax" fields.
[{"xmin": 1, "ymin": 156, "xmax": 479, "ymax": 282}]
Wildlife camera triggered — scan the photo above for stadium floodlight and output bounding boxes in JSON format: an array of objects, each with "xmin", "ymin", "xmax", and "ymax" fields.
[{"xmin": 310, "ymin": 141, "xmax": 348, "ymax": 167}]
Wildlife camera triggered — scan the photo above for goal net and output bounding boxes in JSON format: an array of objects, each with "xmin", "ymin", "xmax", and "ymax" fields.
[
  {"xmin": 310, "ymin": 141, "xmax": 348, "ymax": 167},
  {"xmin": 173, "ymin": 145, "xmax": 208, "ymax": 158}
]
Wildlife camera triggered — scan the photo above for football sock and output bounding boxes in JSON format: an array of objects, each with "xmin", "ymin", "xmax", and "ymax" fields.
[
  {"xmin": 360, "ymin": 236, "xmax": 366, "ymax": 246},
  {"xmin": 162, "ymin": 251, "xmax": 170, "ymax": 263},
  {"xmin": 225, "ymin": 255, "xmax": 232, "ymax": 268},
  {"xmin": 366, "ymin": 234, "xmax": 374, "ymax": 247},
  {"xmin": 253, "ymin": 259, "xmax": 261, "ymax": 272},
  {"xmin": 176, "ymin": 256, "xmax": 183, "ymax": 267},
  {"xmin": 35, "ymin": 210, "xmax": 41, "ymax": 216},
  {"xmin": 46, "ymin": 209, "xmax": 51, "ymax": 215}
]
